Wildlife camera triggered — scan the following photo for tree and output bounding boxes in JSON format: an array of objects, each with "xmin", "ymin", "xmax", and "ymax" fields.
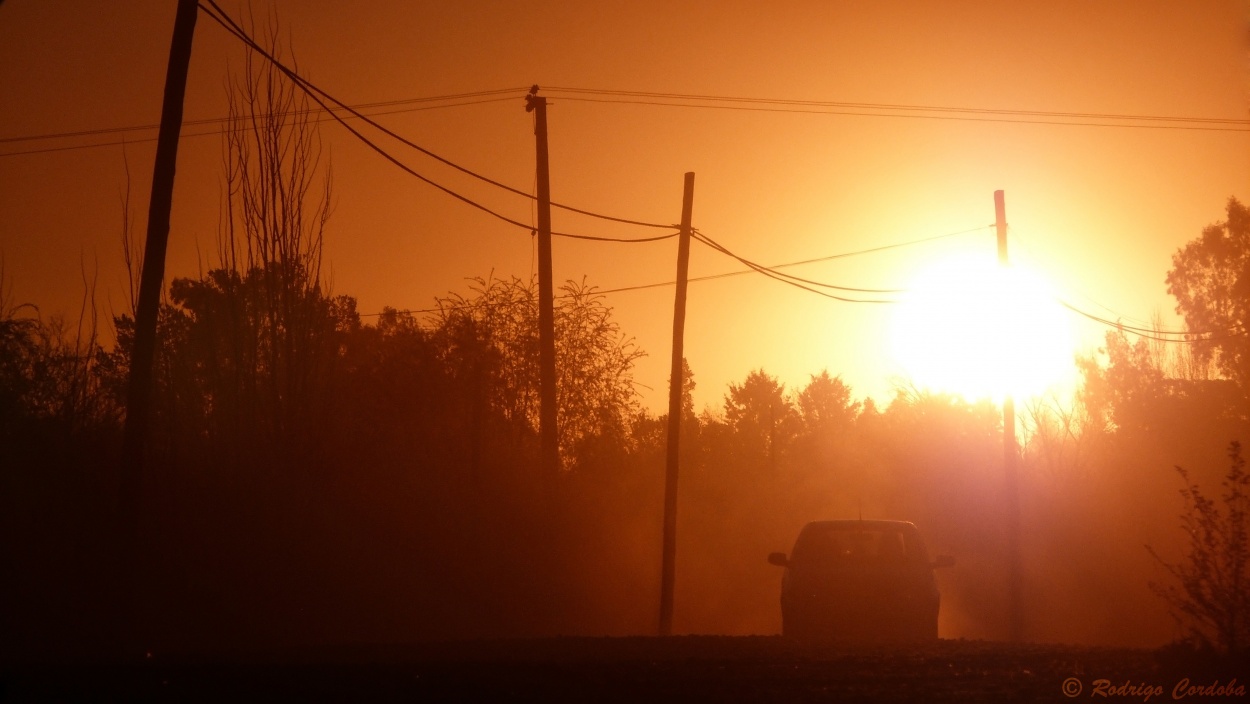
[
  {"xmin": 434, "ymin": 276, "xmax": 644, "ymax": 468},
  {"xmin": 0, "ymin": 282, "xmax": 41, "ymax": 431},
  {"xmin": 1166, "ymin": 197, "xmax": 1250, "ymax": 392},
  {"xmin": 0, "ymin": 266, "xmax": 119, "ymax": 438},
  {"xmin": 723, "ymin": 369, "xmax": 797, "ymax": 469},
  {"xmin": 1148, "ymin": 441, "xmax": 1250, "ymax": 655},
  {"xmin": 107, "ymin": 21, "xmax": 343, "ymax": 461},
  {"xmin": 675, "ymin": 357, "xmax": 696, "ymax": 422},
  {"xmin": 1076, "ymin": 326, "xmax": 1243, "ymax": 442},
  {"xmin": 792, "ymin": 370, "xmax": 859, "ymax": 478},
  {"xmin": 1077, "ymin": 329, "xmax": 1168, "ymax": 435},
  {"xmin": 216, "ymin": 21, "xmax": 334, "ymax": 447},
  {"xmin": 796, "ymin": 370, "xmax": 859, "ymax": 437},
  {"xmin": 163, "ymin": 268, "xmax": 355, "ymax": 450}
]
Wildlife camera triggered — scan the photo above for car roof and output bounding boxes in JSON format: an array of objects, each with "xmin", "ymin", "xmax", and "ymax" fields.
[{"xmin": 802, "ymin": 519, "xmax": 919, "ymax": 531}]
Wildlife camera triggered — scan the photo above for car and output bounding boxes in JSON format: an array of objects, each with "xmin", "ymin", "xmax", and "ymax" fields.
[{"xmin": 767, "ymin": 519, "xmax": 955, "ymax": 640}]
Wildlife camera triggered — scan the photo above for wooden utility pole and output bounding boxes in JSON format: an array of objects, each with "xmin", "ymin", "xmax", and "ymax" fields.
[
  {"xmin": 116, "ymin": 0, "xmax": 198, "ymax": 655},
  {"xmin": 526, "ymin": 86, "xmax": 559, "ymax": 475},
  {"xmin": 120, "ymin": 0, "xmax": 198, "ymax": 512},
  {"xmin": 659, "ymin": 172, "xmax": 695, "ymax": 636},
  {"xmin": 995, "ymin": 189, "xmax": 1022, "ymax": 643}
]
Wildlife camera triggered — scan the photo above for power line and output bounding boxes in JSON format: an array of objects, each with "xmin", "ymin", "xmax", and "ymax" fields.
[
  {"xmin": 552, "ymin": 96, "xmax": 1250, "ymax": 133},
  {"xmin": 547, "ymin": 87, "xmax": 1250, "ymax": 125},
  {"xmin": 0, "ymin": 97, "xmax": 519, "ymax": 158},
  {"xmin": 0, "ymin": 88, "xmax": 527, "ymax": 146},
  {"xmin": 763, "ymin": 224, "xmax": 992, "ymax": 267},
  {"xmin": 359, "ymin": 225, "xmax": 981, "ymax": 317},
  {"xmin": 1058, "ymin": 300, "xmax": 1246, "ymax": 343},
  {"xmin": 202, "ymin": 2, "xmax": 675, "ymax": 231},
  {"xmin": 11, "ymin": 79, "xmax": 1245, "ymax": 148},
  {"xmin": 613, "ymin": 225, "xmax": 985, "ymax": 295},
  {"xmin": 1009, "ymin": 225, "xmax": 1165, "ymax": 331},
  {"xmin": 544, "ymin": 87, "xmax": 1250, "ymax": 133},
  {"xmin": 9, "ymin": 73, "xmax": 1249, "ymax": 156},
  {"xmin": 694, "ymin": 231, "xmax": 899, "ymax": 295},
  {"xmin": 683, "ymin": 221, "xmax": 1249, "ymax": 333},
  {"xmin": 1005, "ymin": 224, "xmax": 1241, "ymax": 340},
  {"xmin": 687, "ymin": 231, "xmax": 892, "ymax": 303},
  {"xmin": 198, "ymin": 1, "xmax": 677, "ymax": 244},
  {"xmin": 690, "ymin": 230, "xmax": 905, "ymax": 302},
  {"xmin": 6, "ymin": 13, "xmax": 678, "ymax": 233}
]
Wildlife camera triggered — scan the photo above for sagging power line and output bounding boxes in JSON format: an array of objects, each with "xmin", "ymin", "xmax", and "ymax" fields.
[
  {"xmin": 693, "ymin": 230, "xmax": 898, "ymax": 304},
  {"xmin": 1005, "ymin": 225, "xmax": 1246, "ymax": 343},
  {"xmin": 1058, "ymin": 301, "xmax": 1246, "ymax": 344},
  {"xmin": 359, "ymin": 224, "xmax": 988, "ymax": 319},
  {"xmin": 132, "ymin": 3, "xmax": 1250, "ymax": 345},
  {"xmin": 199, "ymin": 2, "xmax": 680, "ymax": 242}
]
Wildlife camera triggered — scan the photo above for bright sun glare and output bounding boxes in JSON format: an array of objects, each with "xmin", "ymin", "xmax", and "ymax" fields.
[{"xmin": 888, "ymin": 253, "xmax": 1075, "ymax": 403}]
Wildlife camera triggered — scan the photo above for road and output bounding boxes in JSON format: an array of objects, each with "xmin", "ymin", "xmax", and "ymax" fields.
[{"xmin": 5, "ymin": 636, "xmax": 1241, "ymax": 703}]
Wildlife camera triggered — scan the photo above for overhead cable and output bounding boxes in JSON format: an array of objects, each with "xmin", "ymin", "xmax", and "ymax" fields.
[
  {"xmin": 360, "ymin": 226, "xmax": 985, "ymax": 316},
  {"xmin": 691, "ymin": 231, "xmax": 896, "ymax": 303},
  {"xmin": 544, "ymin": 87, "xmax": 1250, "ymax": 133},
  {"xmin": 692, "ymin": 229, "xmax": 903, "ymax": 294},
  {"xmin": 198, "ymin": 1, "xmax": 677, "ymax": 244},
  {"xmin": 202, "ymin": 2, "xmax": 675, "ymax": 231},
  {"xmin": 0, "ymin": 89, "xmax": 526, "ymax": 146},
  {"xmin": 0, "ymin": 97, "xmax": 518, "ymax": 158},
  {"xmin": 1059, "ymin": 300, "xmax": 1245, "ymax": 343}
]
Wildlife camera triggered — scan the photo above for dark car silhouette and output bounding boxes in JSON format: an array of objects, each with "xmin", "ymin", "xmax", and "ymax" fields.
[{"xmin": 768, "ymin": 519, "xmax": 954, "ymax": 640}]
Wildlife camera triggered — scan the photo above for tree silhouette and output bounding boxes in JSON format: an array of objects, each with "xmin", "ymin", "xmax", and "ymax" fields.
[
  {"xmin": 1166, "ymin": 197, "xmax": 1250, "ymax": 394},
  {"xmin": 797, "ymin": 370, "xmax": 859, "ymax": 437},
  {"xmin": 434, "ymin": 276, "xmax": 643, "ymax": 469},
  {"xmin": 0, "ymin": 269, "xmax": 117, "ymax": 438},
  {"xmin": 1077, "ymin": 327, "xmax": 1243, "ymax": 442},
  {"xmin": 792, "ymin": 370, "xmax": 860, "ymax": 485},
  {"xmin": 215, "ymin": 20, "xmax": 335, "ymax": 450},
  {"xmin": 1148, "ymin": 442, "xmax": 1250, "ymax": 655},
  {"xmin": 0, "ymin": 294, "xmax": 43, "ymax": 431},
  {"xmin": 724, "ymin": 369, "xmax": 798, "ymax": 470}
]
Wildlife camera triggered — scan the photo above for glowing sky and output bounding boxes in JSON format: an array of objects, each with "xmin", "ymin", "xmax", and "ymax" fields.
[{"xmin": 1, "ymin": 0, "xmax": 1247, "ymax": 411}]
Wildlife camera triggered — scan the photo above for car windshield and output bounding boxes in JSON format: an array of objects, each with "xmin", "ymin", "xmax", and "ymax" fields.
[{"xmin": 791, "ymin": 525, "xmax": 922, "ymax": 567}]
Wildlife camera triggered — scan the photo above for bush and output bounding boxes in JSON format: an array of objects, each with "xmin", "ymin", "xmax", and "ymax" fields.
[{"xmin": 1148, "ymin": 441, "xmax": 1250, "ymax": 654}]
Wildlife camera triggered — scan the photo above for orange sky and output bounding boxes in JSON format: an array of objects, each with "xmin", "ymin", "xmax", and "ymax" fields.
[{"xmin": 1, "ymin": 0, "xmax": 1247, "ymax": 412}]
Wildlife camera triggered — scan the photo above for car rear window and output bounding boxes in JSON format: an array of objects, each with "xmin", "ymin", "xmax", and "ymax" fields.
[{"xmin": 791, "ymin": 525, "xmax": 922, "ymax": 566}]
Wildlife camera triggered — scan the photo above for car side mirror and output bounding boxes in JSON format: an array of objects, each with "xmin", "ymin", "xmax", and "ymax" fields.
[
  {"xmin": 767, "ymin": 552, "xmax": 789, "ymax": 567},
  {"xmin": 931, "ymin": 554, "xmax": 955, "ymax": 569}
]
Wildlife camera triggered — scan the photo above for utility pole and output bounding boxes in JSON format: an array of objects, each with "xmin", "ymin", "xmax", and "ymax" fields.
[
  {"xmin": 659, "ymin": 172, "xmax": 695, "ymax": 636},
  {"xmin": 526, "ymin": 86, "xmax": 559, "ymax": 475},
  {"xmin": 120, "ymin": 0, "xmax": 198, "ymax": 518},
  {"xmin": 995, "ymin": 189, "xmax": 1022, "ymax": 643},
  {"xmin": 117, "ymin": 0, "xmax": 198, "ymax": 655}
]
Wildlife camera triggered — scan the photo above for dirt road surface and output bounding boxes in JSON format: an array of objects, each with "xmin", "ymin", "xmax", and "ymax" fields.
[{"xmin": 5, "ymin": 636, "xmax": 1244, "ymax": 703}]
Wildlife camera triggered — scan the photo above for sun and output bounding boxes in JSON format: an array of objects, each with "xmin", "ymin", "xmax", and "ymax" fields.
[{"xmin": 888, "ymin": 252, "xmax": 1075, "ymax": 403}]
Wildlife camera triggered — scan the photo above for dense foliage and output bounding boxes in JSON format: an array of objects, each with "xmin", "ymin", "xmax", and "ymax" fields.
[{"xmin": 4, "ymin": 248, "xmax": 1246, "ymax": 655}]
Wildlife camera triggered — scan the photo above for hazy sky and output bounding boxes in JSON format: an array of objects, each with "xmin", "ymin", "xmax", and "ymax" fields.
[{"xmin": 1, "ymin": 0, "xmax": 1247, "ymax": 412}]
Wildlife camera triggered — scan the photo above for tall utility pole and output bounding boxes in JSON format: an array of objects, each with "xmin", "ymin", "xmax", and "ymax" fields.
[
  {"xmin": 120, "ymin": 0, "xmax": 199, "ymax": 510},
  {"xmin": 659, "ymin": 172, "xmax": 695, "ymax": 636},
  {"xmin": 117, "ymin": 0, "xmax": 198, "ymax": 655},
  {"xmin": 526, "ymin": 86, "xmax": 559, "ymax": 475},
  {"xmin": 995, "ymin": 189, "xmax": 1022, "ymax": 643}
]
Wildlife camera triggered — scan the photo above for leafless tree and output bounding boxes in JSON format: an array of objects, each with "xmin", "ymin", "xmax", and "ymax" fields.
[{"xmin": 206, "ymin": 16, "xmax": 335, "ymax": 449}]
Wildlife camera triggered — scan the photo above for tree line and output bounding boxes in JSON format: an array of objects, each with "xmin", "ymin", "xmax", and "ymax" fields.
[{"xmin": 2, "ymin": 32, "xmax": 1246, "ymax": 656}]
